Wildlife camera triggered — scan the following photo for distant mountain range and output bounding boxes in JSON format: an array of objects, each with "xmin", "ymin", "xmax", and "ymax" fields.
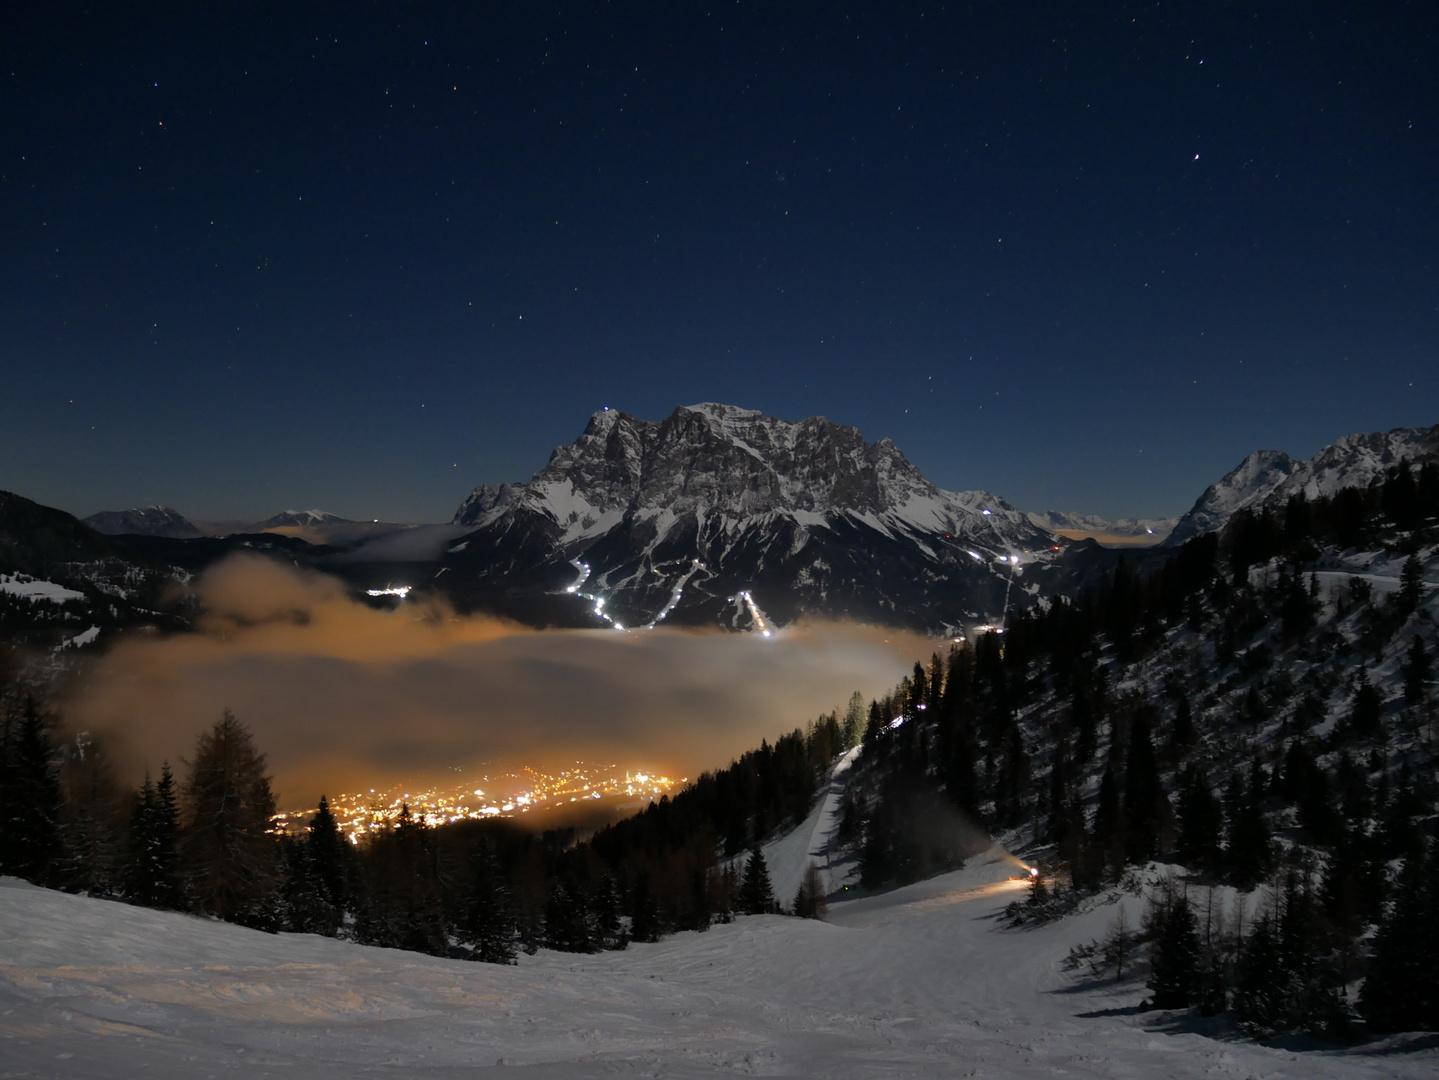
[
  {"xmin": 438, "ymin": 403, "xmax": 1065, "ymax": 630},
  {"xmin": 1023, "ymin": 510, "xmax": 1179, "ymax": 546},
  {"xmin": 6, "ymin": 410, "xmax": 1435, "ymax": 644},
  {"xmin": 82, "ymin": 506, "xmax": 362, "ymax": 538}
]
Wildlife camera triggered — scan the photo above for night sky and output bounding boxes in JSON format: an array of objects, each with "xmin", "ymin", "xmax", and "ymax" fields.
[{"xmin": 4, "ymin": 2, "xmax": 1435, "ymax": 524}]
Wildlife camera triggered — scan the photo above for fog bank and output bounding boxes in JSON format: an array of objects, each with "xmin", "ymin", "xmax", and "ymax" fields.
[{"xmin": 63, "ymin": 555, "xmax": 933, "ymax": 806}]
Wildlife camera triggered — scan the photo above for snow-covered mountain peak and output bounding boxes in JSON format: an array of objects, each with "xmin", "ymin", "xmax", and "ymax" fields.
[
  {"xmin": 82, "ymin": 504, "xmax": 203, "ymax": 539},
  {"xmin": 459, "ymin": 404, "xmax": 1015, "ymax": 526},
  {"xmin": 1164, "ymin": 424, "xmax": 1439, "ymax": 547},
  {"xmin": 259, "ymin": 509, "xmax": 356, "ymax": 529},
  {"xmin": 443, "ymin": 404, "xmax": 1058, "ymax": 629}
]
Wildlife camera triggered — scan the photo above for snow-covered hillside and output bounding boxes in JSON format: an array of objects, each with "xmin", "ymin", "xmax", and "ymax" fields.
[
  {"xmin": 4, "ymin": 867, "xmax": 1432, "ymax": 1079},
  {"xmin": 1165, "ymin": 425, "xmax": 1439, "ymax": 547}
]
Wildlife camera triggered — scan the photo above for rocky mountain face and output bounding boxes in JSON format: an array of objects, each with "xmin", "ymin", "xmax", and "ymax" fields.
[
  {"xmin": 440, "ymin": 404, "xmax": 1067, "ymax": 632},
  {"xmin": 1163, "ymin": 424, "xmax": 1439, "ymax": 547},
  {"xmin": 83, "ymin": 505, "xmax": 203, "ymax": 539}
]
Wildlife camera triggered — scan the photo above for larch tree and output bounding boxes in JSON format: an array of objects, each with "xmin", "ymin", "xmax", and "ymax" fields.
[
  {"xmin": 181, "ymin": 710, "xmax": 279, "ymax": 926},
  {"xmin": 792, "ymin": 861, "xmax": 827, "ymax": 920}
]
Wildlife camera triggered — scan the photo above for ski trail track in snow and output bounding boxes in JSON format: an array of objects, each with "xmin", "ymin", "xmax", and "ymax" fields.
[
  {"xmin": 3, "ymin": 867, "xmax": 1435, "ymax": 1079},
  {"xmin": 758, "ymin": 745, "xmax": 861, "ymax": 906}
]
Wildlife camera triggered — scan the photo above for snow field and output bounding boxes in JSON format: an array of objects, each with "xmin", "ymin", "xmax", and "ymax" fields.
[
  {"xmin": 0, "ymin": 574, "xmax": 85, "ymax": 604},
  {"xmin": 4, "ymin": 859, "xmax": 1436, "ymax": 1079}
]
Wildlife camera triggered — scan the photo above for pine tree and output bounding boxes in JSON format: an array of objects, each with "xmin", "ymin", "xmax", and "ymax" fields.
[
  {"xmin": 1223, "ymin": 772, "xmax": 1272, "ymax": 890},
  {"xmin": 993, "ymin": 723, "xmax": 1031, "ymax": 827},
  {"xmin": 0, "ymin": 697, "xmax": 64, "ymax": 883},
  {"xmin": 841, "ymin": 690, "xmax": 866, "ymax": 749},
  {"xmin": 1027, "ymin": 866, "xmax": 1049, "ymax": 906},
  {"xmin": 1176, "ymin": 766, "xmax": 1223, "ymax": 877},
  {"xmin": 56, "ymin": 731, "xmax": 124, "ymax": 896},
  {"xmin": 1348, "ymin": 670, "xmax": 1384, "ymax": 740},
  {"xmin": 592, "ymin": 874, "xmax": 625, "ymax": 949},
  {"xmin": 1236, "ymin": 870, "xmax": 1346, "ymax": 1037},
  {"xmin": 1285, "ymin": 740, "xmax": 1337, "ymax": 844},
  {"xmin": 740, "ymin": 845, "xmax": 777, "ymax": 915},
  {"xmin": 1378, "ymin": 758, "xmax": 1426, "ymax": 859},
  {"xmin": 307, "ymin": 795, "xmax": 351, "ymax": 914},
  {"xmin": 1046, "ymin": 741, "xmax": 1071, "ymax": 843},
  {"xmin": 1403, "ymin": 635, "xmax": 1432, "ymax": 714},
  {"xmin": 544, "ymin": 878, "xmax": 596, "ymax": 953},
  {"xmin": 125, "ymin": 763, "xmax": 185, "ymax": 909},
  {"xmin": 1279, "ymin": 571, "xmax": 1316, "ymax": 640},
  {"xmin": 1360, "ymin": 839, "xmax": 1439, "ymax": 1033},
  {"xmin": 1147, "ymin": 886, "xmax": 1201, "ymax": 1009},
  {"xmin": 277, "ymin": 836, "xmax": 339, "ymax": 935},
  {"xmin": 181, "ymin": 710, "xmax": 279, "ymax": 926},
  {"xmin": 1235, "ymin": 910, "xmax": 1285, "ymax": 1035},
  {"xmin": 859, "ymin": 791, "xmax": 899, "ymax": 889},
  {"xmin": 1275, "ymin": 867, "xmax": 1347, "ymax": 1036},
  {"xmin": 125, "ymin": 776, "xmax": 159, "ymax": 900},
  {"xmin": 1092, "ymin": 758, "xmax": 1119, "ymax": 841},
  {"xmin": 354, "ymin": 804, "xmax": 448, "ymax": 955},
  {"xmin": 629, "ymin": 868, "xmax": 662, "ymax": 942},
  {"xmin": 1397, "ymin": 553, "xmax": 1423, "ymax": 616},
  {"xmin": 1170, "ymin": 693, "xmax": 1196, "ymax": 755},
  {"xmin": 457, "ymin": 841, "xmax": 518, "ymax": 964},
  {"xmin": 1123, "ymin": 709, "xmax": 1169, "ymax": 863}
]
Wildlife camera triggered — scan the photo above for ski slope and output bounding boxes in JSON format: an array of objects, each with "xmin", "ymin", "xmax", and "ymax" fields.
[
  {"xmin": 3, "ymin": 866, "xmax": 1435, "ymax": 1079},
  {"xmin": 758, "ymin": 744, "xmax": 861, "ymax": 906}
]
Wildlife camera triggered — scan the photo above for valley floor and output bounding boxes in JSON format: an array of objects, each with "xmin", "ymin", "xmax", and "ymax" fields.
[{"xmin": 3, "ymin": 858, "xmax": 1437, "ymax": 1080}]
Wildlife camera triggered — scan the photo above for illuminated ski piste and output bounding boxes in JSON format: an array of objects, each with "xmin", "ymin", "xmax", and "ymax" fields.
[
  {"xmin": 564, "ymin": 559, "xmax": 592, "ymax": 593},
  {"xmin": 643, "ymin": 558, "xmax": 704, "ymax": 629},
  {"xmin": 564, "ymin": 557, "xmax": 720, "ymax": 633},
  {"xmin": 563, "ymin": 559, "xmax": 627, "ymax": 628},
  {"xmin": 998, "ymin": 552, "xmax": 1020, "ymax": 626},
  {"xmin": 739, "ymin": 589, "xmax": 774, "ymax": 637}
]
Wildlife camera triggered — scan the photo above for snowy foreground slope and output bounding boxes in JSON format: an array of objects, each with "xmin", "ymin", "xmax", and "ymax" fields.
[{"xmin": 4, "ymin": 869, "xmax": 1436, "ymax": 1080}]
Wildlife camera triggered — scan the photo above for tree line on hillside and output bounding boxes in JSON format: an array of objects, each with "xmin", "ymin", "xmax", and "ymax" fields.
[
  {"xmin": 0, "ymin": 661, "xmax": 835, "ymax": 964},
  {"xmin": 838, "ymin": 459, "xmax": 1437, "ymax": 1037}
]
